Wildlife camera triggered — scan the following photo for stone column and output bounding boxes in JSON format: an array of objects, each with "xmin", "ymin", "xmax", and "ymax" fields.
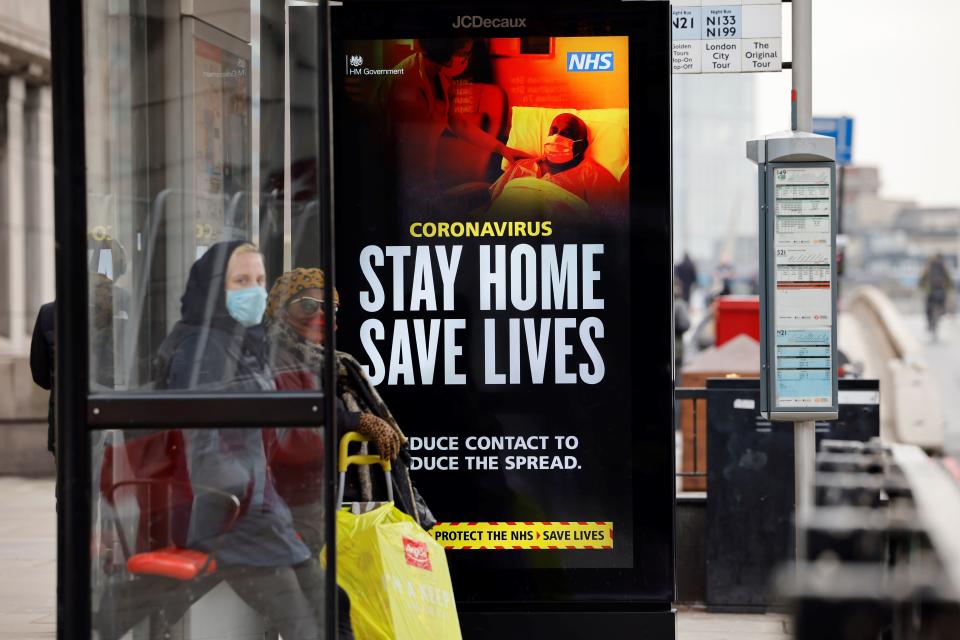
[
  {"xmin": 0, "ymin": 75, "xmax": 27, "ymax": 350},
  {"xmin": 24, "ymin": 84, "xmax": 55, "ymax": 316}
]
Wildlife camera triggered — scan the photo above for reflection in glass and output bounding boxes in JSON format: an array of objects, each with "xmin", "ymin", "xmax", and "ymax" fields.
[
  {"xmin": 87, "ymin": 230, "xmax": 131, "ymax": 390},
  {"xmin": 155, "ymin": 242, "xmax": 271, "ymax": 392},
  {"xmin": 84, "ymin": 1, "xmax": 259, "ymax": 392},
  {"xmin": 93, "ymin": 427, "xmax": 331, "ymax": 639},
  {"xmin": 264, "ymin": 269, "xmax": 426, "ymax": 526},
  {"xmin": 80, "ymin": 1, "xmax": 342, "ymax": 637}
]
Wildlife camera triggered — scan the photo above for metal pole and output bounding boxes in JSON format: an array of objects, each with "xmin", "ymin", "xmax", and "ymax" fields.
[
  {"xmin": 50, "ymin": 0, "xmax": 92, "ymax": 636},
  {"xmin": 315, "ymin": 2, "xmax": 339, "ymax": 638},
  {"xmin": 792, "ymin": 0, "xmax": 812, "ymax": 132},
  {"xmin": 794, "ymin": 420, "xmax": 816, "ymax": 562},
  {"xmin": 792, "ymin": 0, "xmax": 816, "ymax": 568}
]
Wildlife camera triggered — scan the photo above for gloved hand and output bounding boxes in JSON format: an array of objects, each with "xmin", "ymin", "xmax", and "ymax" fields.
[{"xmin": 357, "ymin": 413, "xmax": 402, "ymax": 460}]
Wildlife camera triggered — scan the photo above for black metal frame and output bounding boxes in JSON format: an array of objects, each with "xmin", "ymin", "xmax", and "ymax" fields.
[
  {"xmin": 87, "ymin": 393, "xmax": 327, "ymax": 428},
  {"xmin": 50, "ymin": 1, "xmax": 338, "ymax": 637},
  {"xmin": 51, "ymin": 2, "xmax": 92, "ymax": 636},
  {"xmin": 315, "ymin": 4, "xmax": 340, "ymax": 635}
]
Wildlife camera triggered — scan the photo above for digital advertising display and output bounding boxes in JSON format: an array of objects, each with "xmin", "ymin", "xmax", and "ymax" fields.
[{"xmin": 327, "ymin": 1, "xmax": 673, "ymax": 606}]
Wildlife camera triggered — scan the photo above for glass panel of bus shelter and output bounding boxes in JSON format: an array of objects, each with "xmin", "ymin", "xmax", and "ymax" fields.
[
  {"xmin": 84, "ymin": 3, "xmax": 249, "ymax": 392},
  {"xmin": 82, "ymin": 1, "xmax": 335, "ymax": 638},
  {"xmin": 91, "ymin": 417, "xmax": 338, "ymax": 640}
]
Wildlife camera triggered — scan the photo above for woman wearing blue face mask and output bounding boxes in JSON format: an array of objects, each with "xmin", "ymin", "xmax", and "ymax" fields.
[
  {"xmin": 152, "ymin": 241, "xmax": 336, "ymax": 639},
  {"xmin": 157, "ymin": 241, "xmax": 271, "ymax": 391}
]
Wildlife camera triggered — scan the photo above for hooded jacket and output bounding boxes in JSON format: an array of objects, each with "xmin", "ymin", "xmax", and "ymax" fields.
[
  {"xmin": 155, "ymin": 241, "xmax": 309, "ymax": 567},
  {"xmin": 156, "ymin": 241, "xmax": 271, "ymax": 392}
]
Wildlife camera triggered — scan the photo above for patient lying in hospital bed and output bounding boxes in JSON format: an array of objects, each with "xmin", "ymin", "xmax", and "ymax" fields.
[{"xmin": 487, "ymin": 110, "xmax": 629, "ymax": 220}]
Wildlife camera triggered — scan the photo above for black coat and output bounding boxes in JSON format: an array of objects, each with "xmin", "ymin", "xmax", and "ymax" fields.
[{"xmin": 30, "ymin": 302, "xmax": 55, "ymax": 453}]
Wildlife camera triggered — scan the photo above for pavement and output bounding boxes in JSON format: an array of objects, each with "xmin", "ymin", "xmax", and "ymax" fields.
[
  {"xmin": 0, "ymin": 476, "xmax": 792, "ymax": 639},
  {"xmin": 0, "ymin": 477, "xmax": 56, "ymax": 639},
  {"xmin": 676, "ymin": 608, "xmax": 792, "ymax": 639},
  {"xmin": 904, "ymin": 312, "xmax": 960, "ymax": 456}
]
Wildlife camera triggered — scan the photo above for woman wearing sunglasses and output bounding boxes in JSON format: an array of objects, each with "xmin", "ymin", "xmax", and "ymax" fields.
[{"xmin": 263, "ymin": 269, "xmax": 432, "ymax": 538}]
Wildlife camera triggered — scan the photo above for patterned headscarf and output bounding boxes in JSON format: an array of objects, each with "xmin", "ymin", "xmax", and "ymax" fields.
[
  {"xmin": 265, "ymin": 268, "xmax": 340, "ymax": 324},
  {"xmin": 264, "ymin": 268, "xmax": 408, "ymax": 507}
]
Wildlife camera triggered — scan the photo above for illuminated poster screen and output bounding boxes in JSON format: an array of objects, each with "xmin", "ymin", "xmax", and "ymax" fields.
[{"xmin": 330, "ymin": 3, "xmax": 672, "ymax": 604}]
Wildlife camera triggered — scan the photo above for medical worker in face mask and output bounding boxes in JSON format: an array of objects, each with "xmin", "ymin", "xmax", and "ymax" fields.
[
  {"xmin": 489, "ymin": 112, "xmax": 624, "ymax": 219},
  {"xmin": 375, "ymin": 38, "xmax": 531, "ymax": 216},
  {"xmin": 155, "ymin": 241, "xmax": 340, "ymax": 640}
]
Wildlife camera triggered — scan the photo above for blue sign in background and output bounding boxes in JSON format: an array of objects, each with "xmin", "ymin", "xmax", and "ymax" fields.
[{"xmin": 813, "ymin": 116, "xmax": 854, "ymax": 166}]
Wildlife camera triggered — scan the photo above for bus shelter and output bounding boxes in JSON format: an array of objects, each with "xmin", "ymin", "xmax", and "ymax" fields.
[
  {"xmin": 51, "ymin": 1, "xmax": 676, "ymax": 638},
  {"xmin": 52, "ymin": 1, "xmax": 339, "ymax": 637}
]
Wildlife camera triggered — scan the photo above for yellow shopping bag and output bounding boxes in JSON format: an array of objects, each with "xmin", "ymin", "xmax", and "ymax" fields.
[
  {"xmin": 330, "ymin": 432, "xmax": 461, "ymax": 640},
  {"xmin": 336, "ymin": 503, "xmax": 462, "ymax": 640}
]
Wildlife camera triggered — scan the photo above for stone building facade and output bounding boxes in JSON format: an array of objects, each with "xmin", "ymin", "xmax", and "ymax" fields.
[{"xmin": 0, "ymin": 4, "xmax": 54, "ymax": 474}]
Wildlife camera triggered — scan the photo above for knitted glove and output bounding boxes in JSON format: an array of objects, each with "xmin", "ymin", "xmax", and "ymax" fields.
[{"xmin": 357, "ymin": 413, "xmax": 402, "ymax": 460}]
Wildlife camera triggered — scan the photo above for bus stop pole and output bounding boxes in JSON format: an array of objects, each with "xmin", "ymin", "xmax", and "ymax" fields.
[
  {"xmin": 792, "ymin": 0, "xmax": 815, "ymax": 564},
  {"xmin": 794, "ymin": 419, "xmax": 815, "ymax": 561},
  {"xmin": 792, "ymin": 0, "xmax": 812, "ymax": 133}
]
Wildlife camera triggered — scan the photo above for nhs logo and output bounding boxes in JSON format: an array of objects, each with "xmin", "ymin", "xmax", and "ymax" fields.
[{"xmin": 566, "ymin": 51, "xmax": 614, "ymax": 72}]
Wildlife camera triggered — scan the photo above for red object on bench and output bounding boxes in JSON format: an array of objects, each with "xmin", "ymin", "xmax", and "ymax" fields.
[
  {"xmin": 127, "ymin": 547, "xmax": 217, "ymax": 581},
  {"xmin": 101, "ymin": 430, "xmax": 194, "ymax": 552},
  {"xmin": 101, "ymin": 431, "xmax": 240, "ymax": 583}
]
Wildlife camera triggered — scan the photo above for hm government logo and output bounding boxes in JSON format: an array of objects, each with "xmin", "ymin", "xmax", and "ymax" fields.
[
  {"xmin": 566, "ymin": 51, "xmax": 614, "ymax": 72},
  {"xmin": 346, "ymin": 54, "xmax": 404, "ymax": 77}
]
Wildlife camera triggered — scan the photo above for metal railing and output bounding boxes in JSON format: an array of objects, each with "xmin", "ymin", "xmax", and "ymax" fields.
[{"xmin": 785, "ymin": 440, "xmax": 960, "ymax": 638}]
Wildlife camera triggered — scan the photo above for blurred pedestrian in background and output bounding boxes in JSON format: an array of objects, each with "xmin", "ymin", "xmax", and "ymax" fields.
[
  {"xmin": 675, "ymin": 252, "xmax": 698, "ymax": 304},
  {"xmin": 674, "ymin": 278, "xmax": 691, "ymax": 375},
  {"xmin": 714, "ymin": 261, "xmax": 734, "ymax": 298},
  {"xmin": 30, "ymin": 302, "xmax": 56, "ymax": 456},
  {"xmin": 920, "ymin": 253, "xmax": 954, "ymax": 340}
]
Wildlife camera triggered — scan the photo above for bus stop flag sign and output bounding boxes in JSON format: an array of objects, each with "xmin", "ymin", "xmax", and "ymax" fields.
[
  {"xmin": 672, "ymin": 0, "xmax": 782, "ymax": 74},
  {"xmin": 813, "ymin": 116, "xmax": 854, "ymax": 167}
]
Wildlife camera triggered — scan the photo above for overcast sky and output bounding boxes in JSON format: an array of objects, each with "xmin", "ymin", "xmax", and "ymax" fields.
[{"xmin": 753, "ymin": 0, "xmax": 960, "ymax": 207}]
